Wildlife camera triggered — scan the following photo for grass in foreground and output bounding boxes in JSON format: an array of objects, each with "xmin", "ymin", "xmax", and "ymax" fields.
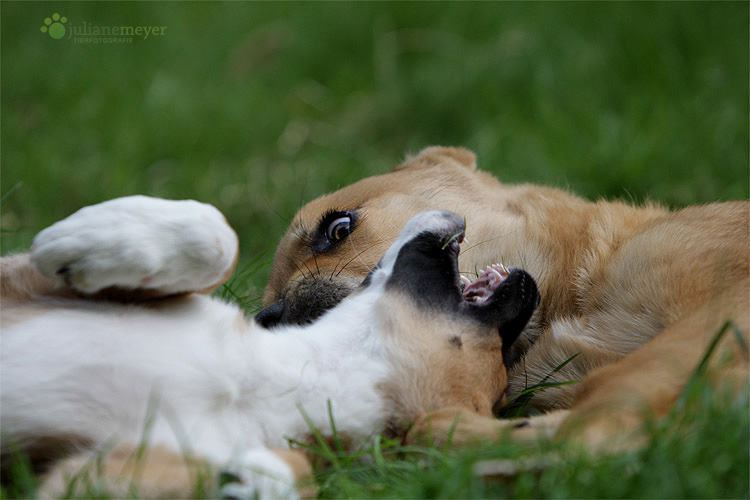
[
  {"xmin": 2, "ymin": 377, "xmax": 747, "ymax": 499},
  {"xmin": 306, "ymin": 323, "xmax": 749, "ymax": 499},
  {"xmin": 316, "ymin": 387, "xmax": 748, "ymax": 499}
]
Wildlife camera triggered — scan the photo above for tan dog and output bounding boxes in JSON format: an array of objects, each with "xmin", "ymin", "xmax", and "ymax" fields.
[{"xmin": 260, "ymin": 146, "xmax": 749, "ymax": 449}]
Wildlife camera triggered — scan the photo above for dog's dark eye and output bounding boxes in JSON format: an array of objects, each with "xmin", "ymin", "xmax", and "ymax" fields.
[
  {"xmin": 312, "ymin": 210, "xmax": 357, "ymax": 253},
  {"xmin": 326, "ymin": 216, "xmax": 352, "ymax": 242}
]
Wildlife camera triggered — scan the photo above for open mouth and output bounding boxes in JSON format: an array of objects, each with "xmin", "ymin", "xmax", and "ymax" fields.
[
  {"xmin": 461, "ymin": 263, "xmax": 510, "ymax": 304},
  {"xmin": 436, "ymin": 224, "xmax": 539, "ymax": 375},
  {"xmin": 445, "ymin": 234, "xmax": 511, "ymax": 307}
]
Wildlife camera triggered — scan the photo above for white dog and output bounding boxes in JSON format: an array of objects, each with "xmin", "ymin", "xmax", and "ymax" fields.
[{"xmin": 1, "ymin": 196, "xmax": 539, "ymax": 498}]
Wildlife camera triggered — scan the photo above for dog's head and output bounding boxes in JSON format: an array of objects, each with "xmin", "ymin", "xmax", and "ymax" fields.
[
  {"xmin": 354, "ymin": 210, "xmax": 539, "ymax": 424},
  {"xmin": 259, "ymin": 146, "xmax": 504, "ymax": 328}
]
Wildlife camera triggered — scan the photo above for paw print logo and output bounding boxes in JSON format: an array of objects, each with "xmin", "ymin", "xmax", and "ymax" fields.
[{"xmin": 40, "ymin": 13, "xmax": 67, "ymax": 39}]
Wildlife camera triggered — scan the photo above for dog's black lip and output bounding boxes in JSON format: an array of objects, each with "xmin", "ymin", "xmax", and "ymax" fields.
[{"xmin": 445, "ymin": 236, "xmax": 465, "ymax": 299}]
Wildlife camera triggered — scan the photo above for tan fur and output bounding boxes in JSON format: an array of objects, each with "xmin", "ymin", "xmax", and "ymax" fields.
[
  {"xmin": 375, "ymin": 291, "xmax": 508, "ymax": 433},
  {"xmin": 38, "ymin": 444, "xmax": 314, "ymax": 499},
  {"xmin": 265, "ymin": 146, "xmax": 750, "ymax": 449},
  {"xmin": 408, "ymin": 407, "xmax": 569, "ymax": 447},
  {"xmin": 38, "ymin": 444, "xmax": 211, "ymax": 499},
  {"xmin": 0, "ymin": 255, "xmax": 73, "ymax": 328},
  {"xmin": 1, "ymin": 254, "xmax": 65, "ymax": 303}
]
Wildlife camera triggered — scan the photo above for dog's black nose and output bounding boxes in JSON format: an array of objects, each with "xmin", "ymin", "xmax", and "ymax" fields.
[{"xmin": 255, "ymin": 300, "xmax": 285, "ymax": 328}]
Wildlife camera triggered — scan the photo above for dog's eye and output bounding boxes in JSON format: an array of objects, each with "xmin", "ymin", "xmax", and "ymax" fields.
[
  {"xmin": 312, "ymin": 210, "xmax": 357, "ymax": 253},
  {"xmin": 326, "ymin": 216, "xmax": 352, "ymax": 242}
]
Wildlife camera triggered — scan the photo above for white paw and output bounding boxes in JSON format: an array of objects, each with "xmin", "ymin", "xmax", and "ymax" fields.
[
  {"xmin": 30, "ymin": 196, "xmax": 238, "ymax": 294},
  {"xmin": 219, "ymin": 449, "xmax": 299, "ymax": 500}
]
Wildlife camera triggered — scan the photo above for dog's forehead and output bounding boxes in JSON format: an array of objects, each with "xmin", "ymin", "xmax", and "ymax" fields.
[
  {"xmin": 285, "ymin": 148, "xmax": 486, "ymax": 241},
  {"xmin": 291, "ymin": 176, "xmax": 406, "ymax": 234}
]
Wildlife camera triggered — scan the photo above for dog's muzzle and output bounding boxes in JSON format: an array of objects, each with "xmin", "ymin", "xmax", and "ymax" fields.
[{"xmin": 256, "ymin": 279, "xmax": 355, "ymax": 328}]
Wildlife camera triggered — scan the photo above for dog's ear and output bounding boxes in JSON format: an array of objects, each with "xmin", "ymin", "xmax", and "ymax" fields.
[{"xmin": 393, "ymin": 146, "xmax": 477, "ymax": 172}]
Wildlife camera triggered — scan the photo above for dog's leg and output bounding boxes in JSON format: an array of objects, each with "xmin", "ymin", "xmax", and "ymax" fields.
[
  {"xmin": 557, "ymin": 291, "xmax": 750, "ymax": 452},
  {"xmin": 29, "ymin": 196, "xmax": 239, "ymax": 298},
  {"xmin": 1, "ymin": 253, "xmax": 74, "ymax": 303},
  {"xmin": 39, "ymin": 444, "xmax": 314, "ymax": 500},
  {"xmin": 38, "ymin": 443, "xmax": 214, "ymax": 499},
  {"xmin": 407, "ymin": 407, "xmax": 569, "ymax": 447}
]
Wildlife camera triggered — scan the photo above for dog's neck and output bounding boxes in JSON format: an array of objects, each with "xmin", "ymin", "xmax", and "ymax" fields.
[{"xmin": 235, "ymin": 289, "xmax": 390, "ymax": 448}]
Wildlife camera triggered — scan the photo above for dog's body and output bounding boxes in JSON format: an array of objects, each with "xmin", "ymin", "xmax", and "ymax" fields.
[
  {"xmin": 1, "ymin": 196, "xmax": 539, "ymax": 498},
  {"xmin": 260, "ymin": 146, "xmax": 749, "ymax": 448}
]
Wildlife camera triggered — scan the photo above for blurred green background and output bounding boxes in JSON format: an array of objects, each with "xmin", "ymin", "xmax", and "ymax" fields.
[{"xmin": 2, "ymin": 2, "xmax": 748, "ymax": 304}]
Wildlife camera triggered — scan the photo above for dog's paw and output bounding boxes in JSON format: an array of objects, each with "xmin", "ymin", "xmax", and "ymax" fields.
[
  {"xmin": 30, "ymin": 196, "xmax": 238, "ymax": 295},
  {"xmin": 219, "ymin": 449, "xmax": 299, "ymax": 500},
  {"xmin": 407, "ymin": 407, "xmax": 501, "ymax": 447},
  {"xmin": 406, "ymin": 407, "xmax": 567, "ymax": 448}
]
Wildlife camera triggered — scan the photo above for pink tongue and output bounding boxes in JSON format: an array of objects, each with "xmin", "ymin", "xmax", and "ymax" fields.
[{"xmin": 462, "ymin": 264, "xmax": 509, "ymax": 304}]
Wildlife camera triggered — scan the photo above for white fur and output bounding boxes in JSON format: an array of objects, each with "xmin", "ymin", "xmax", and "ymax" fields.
[
  {"xmin": 2, "ymin": 198, "xmax": 456, "ymax": 498},
  {"xmin": 30, "ymin": 195, "xmax": 238, "ymax": 294},
  {"xmin": 221, "ymin": 449, "xmax": 300, "ymax": 500}
]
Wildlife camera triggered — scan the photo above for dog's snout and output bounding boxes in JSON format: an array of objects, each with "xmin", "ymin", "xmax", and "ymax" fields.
[
  {"xmin": 255, "ymin": 300, "xmax": 285, "ymax": 328},
  {"xmin": 257, "ymin": 279, "xmax": 357, "ymax": 328}
]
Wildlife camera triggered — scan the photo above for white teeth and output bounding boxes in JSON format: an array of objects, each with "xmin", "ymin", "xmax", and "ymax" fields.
[{"xmin": 489, "ymin": 267, "xmax": 505, "ymax": 280}]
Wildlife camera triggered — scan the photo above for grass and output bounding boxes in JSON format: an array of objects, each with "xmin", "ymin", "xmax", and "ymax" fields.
[
  {"xmin": 3, "ymin": 366, "xmax": 748, "ymax": 499},
  {"xmin": 1, "ymin": 2, "xmax": 748, "ymax": 499},
  {"xmin": 312, "ymin": 385, "xmax": 749, "ymax": 499}
]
